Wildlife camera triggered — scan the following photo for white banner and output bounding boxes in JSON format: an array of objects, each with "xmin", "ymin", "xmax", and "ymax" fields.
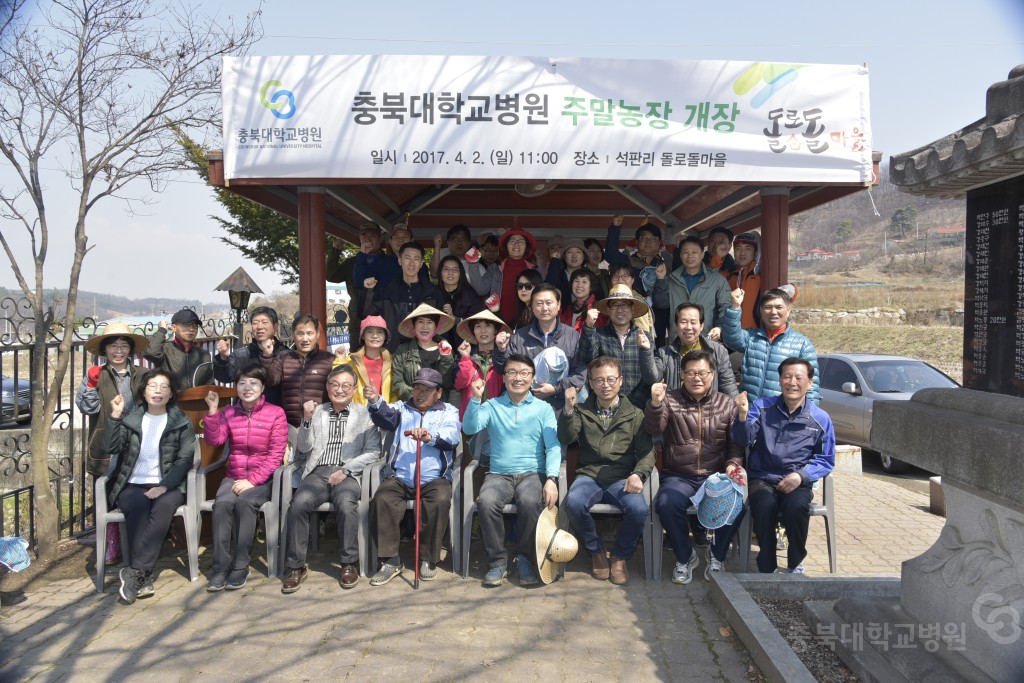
[{"xmin": 222, "ymin": 55, "xmax": 872, "ymax": 184}]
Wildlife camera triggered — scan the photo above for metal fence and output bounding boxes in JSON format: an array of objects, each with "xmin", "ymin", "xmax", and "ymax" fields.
[{"xmin": 0, "ymin": 297, "xmax": 347, "ymax": 546}]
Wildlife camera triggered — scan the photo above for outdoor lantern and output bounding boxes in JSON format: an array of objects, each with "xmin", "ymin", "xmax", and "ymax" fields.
[{"xmin": 215, "ymin": 267, "xmax": 263, "ymax": 339}]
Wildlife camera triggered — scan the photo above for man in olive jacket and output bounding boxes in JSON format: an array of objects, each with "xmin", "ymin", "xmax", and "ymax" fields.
[{"xmin": 558, "ymin": 356, "xmax": 654, "ymax": 586}]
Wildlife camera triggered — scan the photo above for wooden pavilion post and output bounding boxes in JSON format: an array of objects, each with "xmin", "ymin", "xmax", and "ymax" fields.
[
  {"xmin": 759, "ymin": 187, "xmax": 791, "ymax": 290},
  {"xmin": 297, "ymin": 186, "xmax": 328, "ymax": 348}
]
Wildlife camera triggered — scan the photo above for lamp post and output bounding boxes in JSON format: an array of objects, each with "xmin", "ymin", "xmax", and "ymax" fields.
[{"xmin": 214, "ymin": 267, "xmax": 264, "ymax": 342}]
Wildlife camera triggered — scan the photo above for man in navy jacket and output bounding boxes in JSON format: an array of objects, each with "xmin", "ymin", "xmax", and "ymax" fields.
[{"xmin": 733, "ymin": 357, "xmax": 835, "ymax": 574}]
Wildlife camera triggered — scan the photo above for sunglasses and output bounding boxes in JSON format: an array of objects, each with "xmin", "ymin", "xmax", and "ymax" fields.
[{"xmin": 516, "ymin": 282, "xmax": 535, "ymax": 290}]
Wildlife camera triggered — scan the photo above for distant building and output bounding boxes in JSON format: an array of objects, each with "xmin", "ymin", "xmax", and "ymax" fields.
[
  {"xmin": 928, "ymin": 226, "xmax": 966, "ymax": 245},
  {"xmin": 840, "ymin": 249, "xmax": 861, "ymax": 259},
  {"xmin": 796, "ymin": 249, "xmax": 837, "ymax": 261}
]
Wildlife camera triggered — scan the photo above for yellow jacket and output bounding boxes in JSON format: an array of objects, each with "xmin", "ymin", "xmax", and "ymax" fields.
[{"xmin": 332, "ymin": 347, "xmax": 396, "ymax": 405}]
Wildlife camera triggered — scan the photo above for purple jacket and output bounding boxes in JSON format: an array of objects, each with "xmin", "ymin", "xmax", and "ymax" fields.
[{"xmin": 204, "ymin": 396, "xmax": 288, "ymax": 486}]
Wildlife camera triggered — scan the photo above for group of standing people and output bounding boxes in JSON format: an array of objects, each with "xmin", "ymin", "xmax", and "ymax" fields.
[{"xmin": 79, "ymin": 216, "xmax": 835, "ymax": 603}]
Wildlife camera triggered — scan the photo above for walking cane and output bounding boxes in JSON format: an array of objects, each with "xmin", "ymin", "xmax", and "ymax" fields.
[{"xmin": 404, "ymin": 430, "xmax": 423, "ymax": 589}]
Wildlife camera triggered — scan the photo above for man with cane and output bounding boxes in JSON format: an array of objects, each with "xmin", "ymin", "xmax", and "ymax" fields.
[{"xmin": 366, "ymin": 368, "xmax": 461, "ymax": 586}]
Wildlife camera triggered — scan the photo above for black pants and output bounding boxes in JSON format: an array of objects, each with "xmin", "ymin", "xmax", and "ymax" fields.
[
  {"xmin": 118, "ymin": 484, "xmax": 185, "ymax": 572},
  {"xmin": 370, "ymin": 477, "xmax": 452, "ymax": 564},
  {"xmin": 285, "ymin": 466, "xmax": 362, "ymax": 568},
  {"xmin": 748, "ymin": 478, "xmax": 813, "ymax": 573},
  {"xmin": 212, "ymin": 478, "xmax": 273, "ymax": 573}
]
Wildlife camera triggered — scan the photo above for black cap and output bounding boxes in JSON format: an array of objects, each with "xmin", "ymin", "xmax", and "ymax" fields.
[
  {"xmin": 171, "ymin": 308, "xmax": 201, "ymax": 325},
  {"xmin": 412, "ymin": 368, "xmax": 443, "ymax": 388}
]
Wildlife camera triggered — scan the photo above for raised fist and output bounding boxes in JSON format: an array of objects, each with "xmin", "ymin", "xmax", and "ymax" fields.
[
  {"xmin": 364, "ymin": 277, "xmax": 377, "ymax": 290},
  {"xmin": 731, "ymin": 287, "xmax": 744, "ymax": 309},
  {"xmin": 363, "ymin": 385, "xmax": 379, "ymax": 404},
  {"xmin": 548, "ymin": 244, "xmax": 562, "ymax": 260},
  {"xmin": 433, "ymin": 233, "xmax": 444, "ymax": 247},
  {"xmin": 332, "ymin": 237, "xmax": 346, "ymax": 250},
  {"xmin": 87, "ymin": 365, "xmax": 102, "ymax": 388},
  {"xmin": 612, "ymin": 214, "xmax": 624, "ymax": 227},
  {"xmin": 442, "ymin": 304, "xmax": 454, "ymax": 317},
  {"xmin": 655, "ymin": 261, "xmax": 668, "ymax": 280},
  {"xmin": 110, "ymin": 394, "xmax": 125, "ymax": 419},
  {"xmin": 470, "ymin": 377, "xmax": 486, "ymax": 400},
  {"xmin": 216, "ymin": 338, "xmax": 230, "ymax": 359},
  {"xmin": 495, "ymin": 330, "xmax": 510, "ymax": 352},
  {"xmin": 650, "ymin": 382, "xmax": 667, "ymax": 407},
  {"xmin": 484, "ymin": 293, "xmax": 500, "ymax": 312},
  {"xmin": 458, "ymin": 340, "xmax": 472, "ymax": 358},
  {"xmin": 303, "ymin": 400, "xmax": 318, "ymax": 421},
  {"xmin": 465, "ymin": 246, "xmax": 481, "ymax": 263},
  {"xmin": 205, "ymin": 390, "xmax": 219, "ymax": 415},
  {"xmin": 158, "ymin": 320, "xmax": 169, "ymax": 331},
  {"xmin": 438, "ymin": 340, "xmax": 452, "ymax": 356},
  {"xmin": 258, "ymin": 338, "xmax": 276, "ymax": 357},
  {"xmin": 637, "ymin": 331, "xmax": 651, "ymax": 350},
  {"xmin": 586, "ymin": 309, "xmax": 600, "ymax": 327},
  {"xmin": 564, "ymin": 386, "xmax": 578, "ymax": 412},
  {"xmin": 735, "ymin": 391, "xmax": 749, "ymax": 417}
]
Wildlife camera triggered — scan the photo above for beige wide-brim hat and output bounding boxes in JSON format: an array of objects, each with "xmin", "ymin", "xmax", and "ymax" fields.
[
  {"xmin": 594, "ymin": 283, "xmax": 651, "ymax": 318},
  {"xmin": 455, "ymin": 309, "xmax": 512, "ymax": 343},
  {"xmin": 85, "ymin": 322, "xmax": 149, "ymax": 356},
  {"xmin": 397, "ymin": 303, "xmax": 455, "ymax": 339},
  {"xmin": 536, "ymin": 506, "xmax": 579, "ymax": 585}
]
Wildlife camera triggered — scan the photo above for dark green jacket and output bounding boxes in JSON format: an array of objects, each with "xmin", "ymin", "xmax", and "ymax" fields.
[
  {"xmin": 104, "ymin": 405, "xmax": 196, "ymax": 507},
  {"xmin": 144, "ymin": 332, "xmax": 213, "ymax": 390},
  {"xmin": 557, "ymin": 394, "xmax": 655, "ymax": 485},
  {"xmin": 391, "ymin": 339, "xmax": 455, "ymax": 401}
]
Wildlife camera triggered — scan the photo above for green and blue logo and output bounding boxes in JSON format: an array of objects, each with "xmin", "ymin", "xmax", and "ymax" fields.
[
  {"xmin": 733, "ymin": 63, "xmax": 805, "ymax": 108},
  {"xmin": 260, "ymin": 80, "xmax": 296, "ymax": 119}
]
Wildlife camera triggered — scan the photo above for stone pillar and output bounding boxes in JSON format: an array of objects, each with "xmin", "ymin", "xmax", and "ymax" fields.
[
  {"xmin": 759, "ymin": 187, "xmax": 790, "ymax": 290},
  {"xmin": 297, "ymin": 187, "xmax": 328, "ymax": 349}
]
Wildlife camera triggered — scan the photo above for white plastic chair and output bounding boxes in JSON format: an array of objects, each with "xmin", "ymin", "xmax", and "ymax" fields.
[{"xmin": 94, "ymin": 436, "xmax": 202, "ymax": 593}]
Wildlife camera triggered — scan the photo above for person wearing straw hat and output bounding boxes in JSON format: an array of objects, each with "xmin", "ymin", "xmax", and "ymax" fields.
[
  {"xmin": 365, "ymin": 368, "xmax": 461, "ymax": 585},
  {"xmin": 333, "ymin": 315, "xmax": 396, "ymax": 406},
  {"xmin": 453, "ymin": 309, "xmax": 511, "ymax": 421},
  {"xmin": 391, "ymin": 304, "xmax": 456, "ymax": 402},
  {"xmin": 144, "ymin": 308, "xmax": 213, "ymax": 390},
  {"xmin": 535, "ymin": 506, "xmax": 579, "ymax": 586},
  {"xmin": 77, "ymin": 323, "xmax": 151, "ymax": 477},
  {"xmin": 362, "ymin": 241, "xmax": 443, "ymax": 353},
  {"xmin": 463, "ymin": 354, "xmax": 560, "ymax": 588},
  {"xmin": 576, "ymin": 284, "xmax": 656, "ymax": 410},
  {"xmin": 560, "ymin": 356, "xmax": 654, "ymax": 585},
  {"xmin": 646, "ymin": 349, "xmax": 746, "ymax": 585}
]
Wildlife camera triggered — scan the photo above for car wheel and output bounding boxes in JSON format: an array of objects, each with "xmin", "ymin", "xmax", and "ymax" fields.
[{"xmin": 880, "ymin": 453, "xmax": 910, "ymax": 474}]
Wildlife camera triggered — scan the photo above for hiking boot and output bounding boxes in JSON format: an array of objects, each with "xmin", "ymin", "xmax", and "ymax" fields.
[
  {"xmin": 704, "ymin": 549, "xmax": 724, "ymax": 581},
  {"xmin": 225, "ymin": 568, "xmax": 249, "ymax": 590},
  {"xmin": 609, "ymin": 557, "xmax": 629, "ymax": 586},
  {"xmin": 136, "ymin": 572, "xmax": 155, "ymax": 599},
  {"xmin": 590, "ymin": 551, "xmax": 610, "ymax": 581},
  {"xmin": 671, "ymin": 551, "xmax": 700, "ymax": 585},
  {"xmin": 514, "ymin": 554, "xmax": 539, "ymax": 587},
  {"xmin": 482, "ymin": 564, "xmax": 507, "ymax": 588},
  {"xmin": 369, "ymin": 557, "xmax": 403, "ymax": 586},
  {"xmin": 339, "ymin": 563, "xmax": 359, "ymax": 589},
  {"xmin": 281, "ymin": 566, "xmax": 308, "ymax": 594},
  {"xmin": 207, "ymin": 572, "xmax": 228, "ymax": 592},
  {"xmin": 419, "ymin": 561, "xmax": 437, "ymax": 581},
  {"xmin": 119, "ymin": 567, "xmax": 144, "ymax": 604}
]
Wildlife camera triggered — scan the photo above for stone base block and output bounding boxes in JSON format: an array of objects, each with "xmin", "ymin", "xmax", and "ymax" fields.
[
  {"xmin": 929, "ymin": 476, "xmax": 945, "ymax": 517},
  {"xmin": 834, "ymin": 445, "xmax": 862, "ymax": 476}
]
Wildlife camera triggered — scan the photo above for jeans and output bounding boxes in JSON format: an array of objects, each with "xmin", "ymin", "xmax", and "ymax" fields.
[
  {"xmin": 285, "ymin": 466, "xmax": 362, "ymax": 568},
  {"xmin": 117, "ymin": 484, "xmax": 186, "ymax": 572},
  {"xmin": 655, "ymin": 473, "xmax": 744, "ymax": 564},
  {"xmin": 564, "ymin": 475, "xmax": 649, "ymax": 560},
  {"xmin": 478, "ymin": 473, "xmax": 544, "ymax": 568},
  {"xmin": 211, "ymin": 478, "xmax": 273, "ymax": 573},
  {"xmin": 749, "ymin": 478, "xmax": 813, "ymax": 573}
]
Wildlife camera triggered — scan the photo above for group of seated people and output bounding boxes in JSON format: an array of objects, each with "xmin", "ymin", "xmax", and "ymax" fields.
[{"xmin": 81, "ymin": 218, "xmax": 834, "ymax": 604}]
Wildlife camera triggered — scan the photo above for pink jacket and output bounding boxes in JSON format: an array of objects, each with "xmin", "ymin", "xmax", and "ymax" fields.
[
  {"xmin": 454, "ymin": 353, "xmax": 504, "ymax": 420},
  {"xmin": 203, "ymin": 396, "xmax": 287, "ymax": 486}
]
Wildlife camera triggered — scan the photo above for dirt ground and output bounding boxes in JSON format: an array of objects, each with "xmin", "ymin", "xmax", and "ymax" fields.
[{"xmin": 1, "ymin": 538, "xmax": 94, "ymax": 595}]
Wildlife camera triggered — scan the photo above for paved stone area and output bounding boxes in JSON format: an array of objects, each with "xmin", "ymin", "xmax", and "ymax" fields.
[{"xmin": 0, "ymin": 473, "xmax": 946, "ymax": 682}]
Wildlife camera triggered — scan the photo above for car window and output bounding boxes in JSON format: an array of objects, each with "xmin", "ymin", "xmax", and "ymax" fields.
[
  {"xmin": 861, "ymin": 360, "xmax": 958, "ymax": 392},
  {"xmin": 820, "ymin": 358, "xmax": 857, "ymax": 391}
]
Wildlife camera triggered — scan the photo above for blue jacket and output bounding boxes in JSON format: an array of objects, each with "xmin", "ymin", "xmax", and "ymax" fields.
[
  {"xmin": 368, "ymin": 398, "xmax": 461, "ymax": 487},
  {"xmin": 463, "ymin": 393, "xmax": 560, "ymax": 478},
  {"xmin": 721, "ymin": 307, "xmax": 820, "ymax": 403},
  {"xmin": 732, "ymin": 394, "xmax": 835, "ymax": 486},
  {"xmin": 494, "ymin": 321, "xmax": 585, "ymax": 413}
]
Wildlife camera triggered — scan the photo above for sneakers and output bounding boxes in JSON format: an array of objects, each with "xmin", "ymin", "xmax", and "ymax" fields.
[
  {"xmin": 789, "ymin": 564, "xmax": 805, "ymax": 574},
  {"xmin": 671, "ymin": 551, "xmax": 700, "ymax": 585},
  {"xmin": 419, "ymin": 561, "xmax": 437, "ymax": 581},
  {"xmin": 118, "ymin": 567, "xmax": 145, "ymax": 604},
  {"xmin": 207, "ymin": 572, "xmax": 228, "ymax": 592},
  {"xmin": 514, "ymin": 554, "xmax": 539, "ymax": 587},
  {"xmin": 482, "ymin": 564, "xmax": 507, "ymax": 587},
  {"xmin": 225, "ymin": 568, "xmax": 249, "ymax": 590},
  {"xmin": 137, "ymin": 573, "xmax": 155, "ymax": 599},
  {"xmin": 704, "ymin": 549, "xmax": 724, "ymax": 581},
  {"xmin": 369, "ymin": 557, "xmax": 403, "ymax": 586}
]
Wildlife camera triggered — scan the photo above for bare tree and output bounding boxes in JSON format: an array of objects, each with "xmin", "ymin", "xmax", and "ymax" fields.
[{"xmin": 0, "ymin": 0, "xmax": 261, "ymax": 561}]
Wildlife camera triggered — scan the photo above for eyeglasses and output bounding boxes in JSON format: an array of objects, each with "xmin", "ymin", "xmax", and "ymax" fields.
[
  {"xmin": 440, "ymin": 267, "xmax": 461, "ymax": 274},
  {"xmin": 590, "ymin": 376, "xmax": 621, "ymax": 387},
  {"xmin": 607, "ymin": 302, "xmax": 633, "ymax": 310},
  {"xmin": 504, "ymin": 370, "xmax": 534, "ymax": 379},
  {"xmin": 516, "ymin": 282, "xmax": 535, "ymax": 290},
  {"xmin": 147, "ymin": 383, "xmax": 172, "ymax": 391},
  {"xmin": 106, "ymin": 343, "xmax": 131, "ymax": 352},
  {"xmin": 637, "ymin": 235, "xmax": 660, "ymax": 243},
  {"xmin": 683, "ymin": 370, "xmax": 713, "ymax": 380},
  {"xmin": 506, "ymin": 238, "xmax": 527, "ymax": 247},
  {"xmin": 328, "ymin": 382, "xmax": 355, "ymax": 391},
  {"xmin": 236, "ymin": 380, "xmax": 263, "ymax": 389}
]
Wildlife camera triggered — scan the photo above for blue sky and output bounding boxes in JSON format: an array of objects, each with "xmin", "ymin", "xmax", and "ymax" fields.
[{"xmin": 3, "ymin": 0, "xmax": 1023, "ymax": 302}]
